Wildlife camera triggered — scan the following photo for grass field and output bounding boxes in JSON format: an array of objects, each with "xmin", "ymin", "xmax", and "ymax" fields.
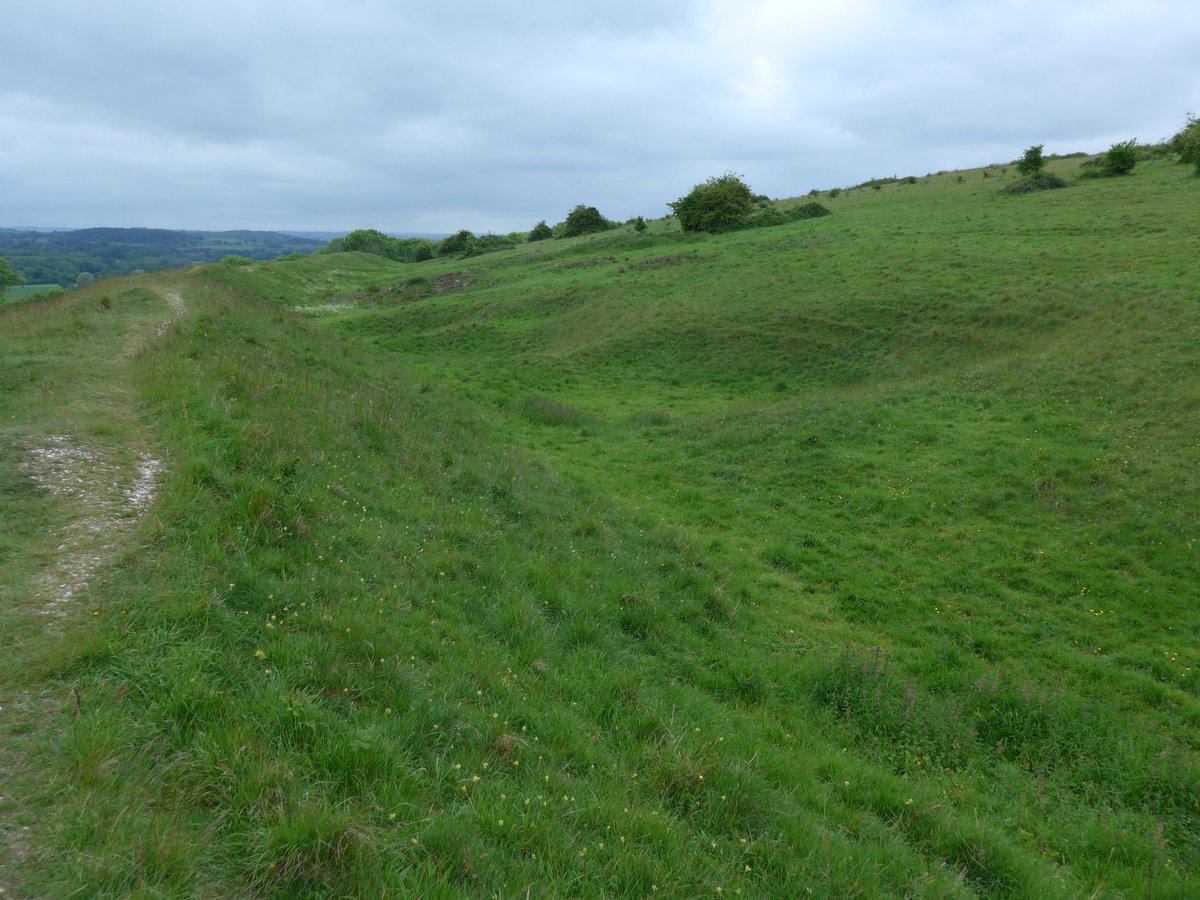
[
  {"xmin": 1, "ymin": 156, "xmax": 1197, "ymax": 897},
  {"xmin": 3, "ymin": 284, "xmax": 65, "ymax": 304}
]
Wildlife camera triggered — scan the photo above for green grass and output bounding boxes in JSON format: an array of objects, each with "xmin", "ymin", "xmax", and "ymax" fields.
[
  {"xmin": 1, "ymin": 156, "xmax": 1197, "ymax": 896},
  {"xmin": 3, "ymin": 283, "xmax": 65, "ymax": 303}
]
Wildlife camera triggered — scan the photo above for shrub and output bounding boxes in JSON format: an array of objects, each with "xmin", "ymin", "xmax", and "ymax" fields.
[
  {"xmin": 562, "ymin": 205, "xmax": 612, "ymax": 238},
  {"xmin": 527, "ymin": 220, "xmax": 554, "ymax": 242},
  {"xmin": 1102, "ymin": 139, "xmax": 1138, "ymax": 176},
  {"xmin": 1170, "ymin": 114, "xmax": 1200, "ymax": 174},
  {"xmin": 467, "ymin": 234, "xmax": 517, "ymax": 257},
  {"xmin": 1016, "ymin": 144, "xmax": 1046, "ymax": 177},
  {"xmin": 739, "ymin": 201, "xmax": 831, "ymax": 230},
  {"xmin": 413, "ymin": 241, "xmax": 435, "ymax": 262},
  {"xmin": 632, "ymin": 216, "xmax": 647, "ymax": 233},
  {"xmin": 1001, "ymin": 172, "xmax": 1068, "ymax": 194},
  {"xmin": 789, "ymin": 201, "xmax": 832, "ymax": 220},
  {"xmin": 437, "ymin": 230, "xmax": 476, "ymax": 257},
  {"xmin": 669, "ymin": 172, "xmax": 754, "ymax": 233}
]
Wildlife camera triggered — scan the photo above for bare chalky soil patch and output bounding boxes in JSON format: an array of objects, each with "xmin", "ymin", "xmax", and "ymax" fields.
[{"xmin": 20, "ymin": 436, "xmax": 164, "ymax": 615}]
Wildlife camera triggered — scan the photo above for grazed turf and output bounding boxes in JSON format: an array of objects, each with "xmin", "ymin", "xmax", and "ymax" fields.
[{"xmin": 1, "ymin": 156, "xmax": 1197, "ymax": 897}]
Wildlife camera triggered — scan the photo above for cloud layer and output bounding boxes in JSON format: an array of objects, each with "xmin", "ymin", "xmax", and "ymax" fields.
[{"xmin": 3, "ymin": 0, "xmax": 1198, "ymax": 232}]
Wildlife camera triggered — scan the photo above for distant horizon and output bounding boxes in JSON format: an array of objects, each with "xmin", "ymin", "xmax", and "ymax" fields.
[{"xmin": 0, "ymin": 225, "xmax": 449, "ymax": 242}]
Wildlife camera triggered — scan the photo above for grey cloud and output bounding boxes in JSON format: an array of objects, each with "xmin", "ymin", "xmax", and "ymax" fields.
[{"xmin": 2, "ymin": 0, "xmax": 1199, "ymax": 232}]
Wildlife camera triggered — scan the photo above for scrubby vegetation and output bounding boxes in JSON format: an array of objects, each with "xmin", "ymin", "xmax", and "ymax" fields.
[
  {"xmin": 436, "ymin": 228, "xmax": 476, "ymax": 257},
  {"xmin": 671, "ymin": 174, "xmax": 831, "ymax": 234},
  {"xmin": 1171, "ymin": 113, "xmax": 1200, "ymax": 174},
  {"xmin": 1016, "ymin": 144, "xmax": 1046, "ymax": 177},
  {"xmin": 1079, "ymin": 140, "xmax": 1141, "ymax": 179},
  {"xmin": 1001, "ymin": 171, "xmax": 1069, "ymax": 194},
  {"xmin": 1101, "ymin": 139, "xmax": 1139, "ymax": 175},
  {"xmin": 669, "ymin": 172, "xmax": 755, "ymax": 233},
  {"xmin": 562, "ymin": 204, "xmax": 614, "ymax": 237},
  {"xmin": 2, "ymin": 148, "xmax": 1198, "ymax": 897}
]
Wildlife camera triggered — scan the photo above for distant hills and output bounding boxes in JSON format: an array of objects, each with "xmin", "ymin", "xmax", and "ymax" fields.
[{"xmin": 0, "ymin": 227, "xmax": 326, "ymax": 288}]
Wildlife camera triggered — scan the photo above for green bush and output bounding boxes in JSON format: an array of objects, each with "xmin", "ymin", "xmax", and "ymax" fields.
[
  {"xmin": 341, "ymin": 230, "xmax": 435, "ymax": 263},
  {"xmin": 1101, "ymin": 139, "xmax": 1138, "ymax": 176},
  {"xmin": 669, "ymin": 172, "xmax": 754, "ymax": 233},
  {"xmin": 1001, "ymin": 172, "xmax": 1068, "ymax": 195},
  {"xmin": 632, "ymin": 216, "xmax": 647, "ymax": 234},
  {"xmin": 437, "ymin": 230, "xmax": 476, "ymax": 257},
  {"xmin": 562, "ymin": 205, "xmax": 611, "ymax": 238},
  {"xmin": 746, "ymin": 202, "xmax": 832, "ymax": 230},
  {"xmin": 789, "ymin": 201, "xmax": 832, "ymax": 221},
  {"xmin": 1170, "ymin": 114, "xmax": 1200, "ymax": 174},
  {"xmin": 1016, "ymin": 144, "xmax": 1046, "ymax": 177},
  {"xmin": 467, "ymin": 234, "xmax": 517, "ymax": 257},
  {"xmin": 527, "ymin": 221, "xmax": 554, "ymax": 242}
]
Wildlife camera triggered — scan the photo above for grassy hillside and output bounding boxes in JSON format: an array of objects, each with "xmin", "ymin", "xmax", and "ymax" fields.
[{"xmin": 1, "ymin": 157, "xmax": 1197, "ymax": 897}]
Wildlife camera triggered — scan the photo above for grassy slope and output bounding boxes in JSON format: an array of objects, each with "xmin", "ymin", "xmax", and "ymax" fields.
[{"xmin": 1, "ymin": 158, "xmax": 1197, "ymax": 897}]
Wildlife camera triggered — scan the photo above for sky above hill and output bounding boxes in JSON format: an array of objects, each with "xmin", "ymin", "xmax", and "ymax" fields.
[{"xmin": 3, "ymin": 0, "xmax": 1198, "ymax": 234}]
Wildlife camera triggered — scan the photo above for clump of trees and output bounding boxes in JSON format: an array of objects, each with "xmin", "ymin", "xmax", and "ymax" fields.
[
  {"xmin": 338, "ymin": 229, "xmax": 437, "ymax": 263},
  {"xmin": 437, "ymin": 230, "xmax": 476, "ymax": 257},
  {"xmin": 562, "ymin": 205, "xmax": 614, "ymax": 237},
  {"xmin": 334, "ymin": 227, "xmax": 523, "ymax": 262},
  {"xmin": 670, "ymin": 173, "xmax": 830, "ymax": 233}
]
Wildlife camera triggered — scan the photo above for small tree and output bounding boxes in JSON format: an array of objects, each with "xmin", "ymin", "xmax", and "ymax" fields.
[
  {"xmin": 562, "ymin": 205, "xmax": 610, "ymax": 237},
  {"xmin": 1017, "ymin": 144, "xmax": 1046, "ymax": 177},
  {"xmin": 0, "ymin": 258, "xmax": 22, "ymax": 301},
  {"xmin": 414, "ymin": 242, "xmax": 435, "ymax": 262},
  {"xmin": 669, "ymin": 172, "xmax": 754, "ymax": 233},
  {"xmin": 632, "ymin": 216, "xmax": 647, "ymax": 233},
  {"xmin": 528, "ymin": 220, "xmax": 554, "ymax": 242},
  {"xmin": 1102, "ymin": 139, "xmax": 1138, "ymax": 176}
]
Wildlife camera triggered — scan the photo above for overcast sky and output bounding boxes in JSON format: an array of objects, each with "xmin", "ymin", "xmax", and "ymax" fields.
[{"xmin": 2, "ymin": 0, "xmax": 1197, "ymax": 234}]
